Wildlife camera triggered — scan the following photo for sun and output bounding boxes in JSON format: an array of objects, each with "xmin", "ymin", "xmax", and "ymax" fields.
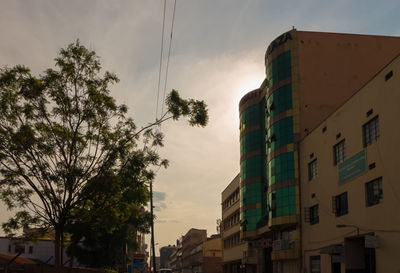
[{"xmin": 234, "ymin": 74, "xmax": 265, "ymax": 105}]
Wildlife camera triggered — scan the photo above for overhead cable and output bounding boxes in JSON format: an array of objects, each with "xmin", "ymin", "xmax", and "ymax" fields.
[
  {"xmin": 155, "ymin": 0, "xmax": 167, "ymax": 121},
  {"xmin": 161, "ymin": 0, "xmax": 177, "ymax": 116}
]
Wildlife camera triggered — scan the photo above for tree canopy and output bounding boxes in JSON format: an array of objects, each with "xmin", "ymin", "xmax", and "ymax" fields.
[{"xmin": 0, "ymin": 40, "xmax": 208, "ymax": 267}]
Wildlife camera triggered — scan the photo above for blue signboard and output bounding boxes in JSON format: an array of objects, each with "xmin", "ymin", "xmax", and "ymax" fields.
[
  {"xmin": 338, "ymin": 150, "xmax": 366, "ymax": 184},
  {"xmin": 133, "ymin": 258, "xmax": 145, "ymax": 268}
]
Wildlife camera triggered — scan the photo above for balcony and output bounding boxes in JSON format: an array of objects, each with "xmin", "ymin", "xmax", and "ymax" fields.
[{"xmin": 271, "ymin": 239, "xmax": 300, "ymax": 260}]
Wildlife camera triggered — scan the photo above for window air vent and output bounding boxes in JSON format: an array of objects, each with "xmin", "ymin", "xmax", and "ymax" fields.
[{"xmin": 385, "ymin": 71, "xmax": 393, "ymax": 81}]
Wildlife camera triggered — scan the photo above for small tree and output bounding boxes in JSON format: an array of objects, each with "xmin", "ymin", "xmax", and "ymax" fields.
[{"xmin": 0, "ymin": 41, "xmax": 208, "ymax": 266}]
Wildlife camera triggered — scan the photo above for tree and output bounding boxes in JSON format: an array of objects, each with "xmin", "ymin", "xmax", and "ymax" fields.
[
  {"xmin": 64, "ymin": 148, "xmax": 158, "ymax": 268},
  {"xmin": 0, "ymin": 41, "xmax": 208, "ymax": 267}
]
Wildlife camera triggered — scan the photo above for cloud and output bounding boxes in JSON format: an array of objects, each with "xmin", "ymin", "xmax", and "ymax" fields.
[
  {"xmin": 153, "ymin": 191, "xmax": 167, "ymax": 211},
  {"xmin": 153, "ymin": 191, "xmax": 166, "ymax": 202},
  {"xmin": 156, "ymin": 219, "xmax": 181, "ymax": 224}
]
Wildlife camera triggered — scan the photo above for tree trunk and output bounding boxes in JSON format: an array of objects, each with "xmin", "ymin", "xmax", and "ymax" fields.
[
  {"xmin": 54, "ymin": 227, "xmax": 61, "ymax": 267},
  {"xmin": 61, "ymin": 226, "xmax": 64, "ymax": 265},
  {"xmin": 150, "ymin": 181, "xmax": 156, "ymax": 273}
]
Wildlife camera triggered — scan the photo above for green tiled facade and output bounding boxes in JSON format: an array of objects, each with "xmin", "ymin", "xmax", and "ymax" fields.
[
  {"xmin": 239, "ymin": 93, "xmax": 266, "ymax": 232},
  {"xmin": 266, "ymin": 50, "xmax": 297, "ymax": 220},
  {"xmin": 239, "ymin": 49, "xmax": 298, "ymax": 232}
]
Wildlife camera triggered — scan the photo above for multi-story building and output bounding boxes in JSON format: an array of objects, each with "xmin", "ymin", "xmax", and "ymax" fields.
[
  {"xmin": 160, "ymin": 245, "xmax": 177, "ymax": 269},
  {"xmin": 300, "ymin": 54, "xmax": 400, "ymax": 273},
  {"xmin": 239, "ymin": 29, "xmax": 400, "ymax": 273},
  {"xmin": 181, "ymin": 228, "xmax": 207, "ymax": 273},
  {"xmin": 221, "ymin": 174, "xmax": 256, "ymax": 273},
  {"xmin": 169, "ymin": 239, "xmax": 182, "ymax": 273}
]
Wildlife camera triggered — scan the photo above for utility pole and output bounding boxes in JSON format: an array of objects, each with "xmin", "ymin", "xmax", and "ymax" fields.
[{"xmin": 150, "ymin": 181, "xmax": 156, "ymax": 272}]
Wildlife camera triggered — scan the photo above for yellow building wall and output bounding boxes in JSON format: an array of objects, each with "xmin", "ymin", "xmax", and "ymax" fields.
[
  {"xmin": 300, "ymin": 55, "xmax": 400, "ymax": 273},
  {"xmin": 203, "ymin": 238, "xmax": 222, "ymax": 258}
]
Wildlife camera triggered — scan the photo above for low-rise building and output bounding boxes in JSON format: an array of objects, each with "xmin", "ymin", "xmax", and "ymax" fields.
[
  {"xmin": 0, "ymin": 237, "xmax": 78, "ymax": 266},
  {"xmin": 203, "ymin": 234, "xmax": 222, "ymax": 273},
  {"xmin": 221, "ymin": 174, "xmax": 256, "ymax": 273}
]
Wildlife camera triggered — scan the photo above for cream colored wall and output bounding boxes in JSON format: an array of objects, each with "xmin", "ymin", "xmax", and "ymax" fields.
[
  {"xmin": 222, "ymin": 174, "xmax": 240, "ymax": 224},
  {"xmin": 300, "ymin": 55, "xmax": 400, "ymax": 273},
  {"xmin": 222, "ymin": 242, "xmax": 248, "ymax": 263},
  {"xmin": 222, "ymin": 174, "xmax": 240, "ymax": 201},
  {"xmin": 203, "ymin": 238, "xmax": 222, "ymax": 257},
  {"xmin": 221, "ymin": 174, "xmax": 248, "ymax": 263}
]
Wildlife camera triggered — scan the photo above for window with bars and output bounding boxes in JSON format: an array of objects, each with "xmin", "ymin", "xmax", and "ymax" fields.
[
  {"xmin": 365, "ymin": 177, "xmax": 383, "ymax": 207},
  {"xmin": 333, "ymin": 140, "xmax": 345, "ymax": 165},
  {"xmin": 363, "ymin": 116, "xmax": 379, "ymax": 147},
  {"xmin": 309, "ymin": 205, "xmax": 319, "ymax": 225},
  {"xmin": 310, "ymin": 256, "xmax": 321, "ymax": 273},
  {"xmin": 333, "ymin": 192, "xmax": 348, "ymax": 217},
  {"xmin": 308, "ymin": 159, "xmax": 318, "ymax": 181}
]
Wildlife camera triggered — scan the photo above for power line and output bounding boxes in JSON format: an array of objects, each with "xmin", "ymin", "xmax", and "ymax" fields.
[
  {"xmin": 155, "ymin": 0, "xmax": 167, "ymax": 121},
  {"xmin": 151, "ymin": 2, "xmax": 167, "ymax": 270},
  {"xmin": 161, "ymin": 0, "xmax": 177, "ymax": 116}
]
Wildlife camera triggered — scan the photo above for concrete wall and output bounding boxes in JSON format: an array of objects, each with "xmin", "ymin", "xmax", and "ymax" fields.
[
  {"xmin": 300, "ymin": 55, "xmax": 400, "ymax": 273},
  {"xmin": 203, "ymin": 237, "xmax": 222, "ymax": 258},
  {"xmin": 0, "ymin": 237, "xmax": 77, "ymax": 266}
]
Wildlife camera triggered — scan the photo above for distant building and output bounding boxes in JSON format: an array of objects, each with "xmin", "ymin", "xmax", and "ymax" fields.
[
  {"xmin": 239, "ymin": 29, "xmax": 400, "ymax": 273},
  {"xmin": 181, "ymin": 228, "xmax": 207, "ymax": 273},
  {"xmin": 131, "ymin": 232, "xmax": 147, "ymax": 273},
  {"xmin": 150, "ymin": 256, "xmax": 160, "ymax": 272},
  {"xmin": 169, "ymin": 238, "xmax": 183, "ymax": 273},
  {"xmin": 221, "ymin": 174, "xmax": 255, "ymax": 273},
  {"xmin": 160, "ymin": 245, "xmax": 176, "ymax": 269}
]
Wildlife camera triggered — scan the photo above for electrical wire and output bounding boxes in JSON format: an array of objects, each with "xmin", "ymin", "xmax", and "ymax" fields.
[
  {"xmin": 161, "ymin": 0, "xmax": 177, "ymax": 116},
  {"xmin": 155, "ymin": 0, "xmax": 167, "ymax": 121}
]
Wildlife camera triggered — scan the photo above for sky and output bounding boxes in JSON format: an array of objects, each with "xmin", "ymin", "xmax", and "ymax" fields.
[{"xmin": 1, "ymin": 0, "xmax": 400, "ymax": 256}]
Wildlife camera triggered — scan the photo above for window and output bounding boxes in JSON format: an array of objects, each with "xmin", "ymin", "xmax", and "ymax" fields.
[
  {"xmin": 223, "ymin": 232, "xmax": 241, "ymax": 249},
  {"xmin": 308, "ymin": 159, "xmax": 318, "ymax": 180},
  {"xmin": 333, "ymin": 192, "xmax": 348, "ymax": 217},
  {"xmin": 223, "ymin": 210, "xmax": 240, "ymax": 230},
  {"xmin": 310, "ymin": 256, "xmax": 321, "ymax": 273},
  {"xmin": 223, "ymin": 189, "xmax": 240, "ymax": 210},
  {"xmin": 333, "ymin": 140, "xmax": 345, "ymax": 165},
  {"xmin": 8, "ymin": 245, "xmax": 11, "ymax": 253},
  {"xmin": 363, "ymin": 116, "xmax": 379, "ymax": 147},
  {"xmin": 29, "ymin": 246, "xmax": 33, "ymax": 254},
  {"xmin": 366, "ymin": 177, "xmax": 383, "ymax": 206},
  {"xmin": 15, "ymin": 245, "xmax": 25, "ymax": 254},
  {"xmin": 309, "ymin": 205, "xmax": 319, "ymax": 225}
]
